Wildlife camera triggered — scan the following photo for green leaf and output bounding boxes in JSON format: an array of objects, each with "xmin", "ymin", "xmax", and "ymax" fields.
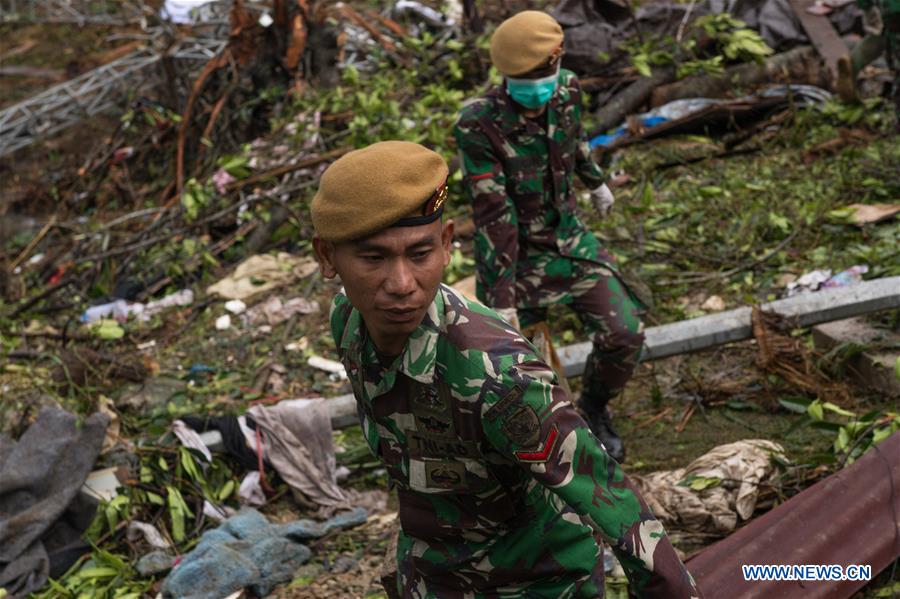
[
  {"xmin": 218, "ymin": 479, "xmax": 235, "ymax": 502},
  {"xmin": 180, "ymin": 447, "xmax": 205, "ymax": 483},
  {"xmin": 778, "ymin": 397, "xmax": 811, "ymax": 413},
  {"xmin": 633, "ymin": 54, "xmax": 652, "ymax": 77},
  {"xmin": 822, "ymin": 402, "xmax": 856, "ymax": 418},
  {"xmin": 807, "ymin": 400, "xmax": 824, "ymax": 421},
  {"xmin": 678, "ymin": 475, "xmax": 721, "ymax": 491},
  {"xmin": 91, "ymin": 319, "xmax": 124, "ymax": 340},
  {"xmin": 76, "ymin": 566, "xmax": 118, "ymax": 579},
  {"xmin": 834, "ymin": 427, "xmax": 850, "ymax": 452},
  {"xmin": 872, "ymin": 426, "xmax": 893, "ymax": 444},
  {"xmin": 166, "ymin": 485, "xmax": 190, "ymax": 543}
]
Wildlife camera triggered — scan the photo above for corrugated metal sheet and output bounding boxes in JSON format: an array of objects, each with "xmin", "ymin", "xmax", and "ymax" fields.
[{"xmin": 687, "ymin": 431, "xmax": 900, "ymax": 598}]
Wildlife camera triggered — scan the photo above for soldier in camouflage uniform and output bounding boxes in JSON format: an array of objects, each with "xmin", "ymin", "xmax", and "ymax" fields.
[
  {"xmin": 454, "ymin": 11, "xmax": 641, "ymax": 462},
  {"xmin": 858, "ymin": 0, "xmax": 900, "ymax": 118},
  {"xmin": 311, "ymin": 141, "xmax": 701, "ymax": 598}
]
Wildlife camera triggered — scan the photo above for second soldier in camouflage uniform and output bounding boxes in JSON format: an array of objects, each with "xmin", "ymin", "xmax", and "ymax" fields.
[
  {"xmin": 311, "ymin": 141, "xmax": 700, "ymax": 598},
  {"xmin": 454, "ymin": 11, "xmax": 641, "ymax": 462}
]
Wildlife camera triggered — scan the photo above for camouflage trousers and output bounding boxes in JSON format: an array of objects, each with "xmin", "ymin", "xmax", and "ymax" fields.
[{"xmin": 518, "ymin": 259, "xmax": 645, "ymax": 407}]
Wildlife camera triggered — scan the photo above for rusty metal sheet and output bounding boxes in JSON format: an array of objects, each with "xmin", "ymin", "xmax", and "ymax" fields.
[{"xmin": 687, "ymin": 431, "xmax": 900, "ymax": 598}]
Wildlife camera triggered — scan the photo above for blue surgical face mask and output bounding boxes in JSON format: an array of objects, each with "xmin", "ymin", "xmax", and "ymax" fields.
[{"xmin": 506, "ymin": 65, "xmax": 560, "ymax": 109}]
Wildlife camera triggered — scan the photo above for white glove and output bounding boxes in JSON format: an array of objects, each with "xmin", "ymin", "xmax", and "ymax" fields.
[
  {"xmin": 496, "ymin": 307, "xmax": 520, "ymax": 331},
  {"xmin": 590, "ymin": 184, "xmax": 615, "ymax": 216}
]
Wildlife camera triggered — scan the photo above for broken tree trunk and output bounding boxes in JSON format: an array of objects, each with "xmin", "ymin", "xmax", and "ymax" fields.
[
  {"xmin": 591, "ymin": 66, "xmax": 675, "ymax": 136},
  {"xmin": 650, "ymin": 45, "xmax": 830, "ymax": 106}
]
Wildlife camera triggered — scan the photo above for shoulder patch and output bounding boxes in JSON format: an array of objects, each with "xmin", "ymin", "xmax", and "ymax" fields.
[
  {"xmin": 501, "ymin": 405, "xmax": 541, "ymax": 448},
  {"xmin": 484, "ymin": 385, "xmax": 523, "ymax": 422}
]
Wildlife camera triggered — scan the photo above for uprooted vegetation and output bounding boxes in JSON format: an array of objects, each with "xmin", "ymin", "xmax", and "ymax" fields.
[{"xmin": 1, "ymin": 0, "xmax": 899, "ymax": 597}]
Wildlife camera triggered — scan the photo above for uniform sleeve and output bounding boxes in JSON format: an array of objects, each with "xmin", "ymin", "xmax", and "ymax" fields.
[
  {"xmin": 453, "ymin": 113, "xmax": 519, "ymax": 310},
  {"xmin": 567, "ymin": 74, "xmax": 606, "ymax": 191},
  {"xmin": 481, "ymin": 359, "xmax": 702, "ymax": 598}
]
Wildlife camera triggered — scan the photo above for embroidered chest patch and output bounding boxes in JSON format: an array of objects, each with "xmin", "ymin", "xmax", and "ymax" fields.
[{"xmin": 424, "ymin": 460, "xmax": 467, "ymax": 490}]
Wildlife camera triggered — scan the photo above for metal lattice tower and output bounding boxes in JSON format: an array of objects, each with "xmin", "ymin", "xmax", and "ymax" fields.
[
  {"xmin": 0, "ymin": 1, "xmax": 278, "ymax": 157},
  {"xmin": 0, "ymin": 35, "xmax": 227, "ymax": 157}
]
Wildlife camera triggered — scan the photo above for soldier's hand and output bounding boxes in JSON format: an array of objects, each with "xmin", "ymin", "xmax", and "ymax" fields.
[
  {"xmin": 496, "ymin": 307, "xmax": 520, "ymax": 331},
  {"xmin": 590, "ymin": 184, "xmax": 615, "ymax": 216}
]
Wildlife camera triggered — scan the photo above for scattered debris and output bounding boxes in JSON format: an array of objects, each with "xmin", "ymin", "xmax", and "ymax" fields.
[
  {"xmin": 126, "ymin": 522, "xmax": 172, "ymax": 551},
  {"xmin": 243, "ymin": 295, "xmax": 320, "ymax": 327},
  {"xmin": 160, "ymin": 507, "xmax": 366, "ymax": 599},
  {"xmin": 0, "ymin": 408, "xmax": 109, "ymax": 598},
  {"xmin": 215, "ymin": 314, "xmax": 232, "ymax": 330},
  {"xmin": 307, "ymin": 356, "xmax": 348, "ymax": 380},
  {"xmin": 687, "ymin": 431, "xmax": 900, "ymax": 599},
  {"xmin": 752, "ymin": 306, "xmax": 852, "ymax": 405},
  {"xmin": 845, "ymin": 203, "xmax": 900, "ymax": 225},
  {"xmin": 633, "ymin": 439, "xmax": 786, "ymax": 541},
  {"xmin": 700, "ymin": 295, "xmax": 727, "ymax": 312},
  {"xmin": 207, "ymin": 253, "xmax": 318, "ymax": 301},
  {"xmin": 785, "ymin": 265, "xmax": 868, "ymax": 296}
]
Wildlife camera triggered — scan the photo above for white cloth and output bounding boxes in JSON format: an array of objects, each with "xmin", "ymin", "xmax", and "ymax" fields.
[
  {"xmin": 172, "ymin": 420, "xmax": 212, "ymax": 462},
  {"xmin": 590, "ymin": 184, "xmax": 615, "ymax": 215},
  {"xmin": 247, "ymin": 399, "xmax": 350, "ymax": 512}
]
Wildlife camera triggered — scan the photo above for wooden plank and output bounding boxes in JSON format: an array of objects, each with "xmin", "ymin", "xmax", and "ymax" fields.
[{"xmin": 788, "ymin": 0, "xmax": 849, "ymax": 80}]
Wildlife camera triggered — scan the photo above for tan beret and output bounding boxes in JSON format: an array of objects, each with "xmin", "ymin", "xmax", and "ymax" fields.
[
  {"xmin": 311, "ymin": 141, "xmax": 449, "ymax": 242},
  {"xmin": 490, "ymin": 11, "xmax": 564, "ymax": 77}
]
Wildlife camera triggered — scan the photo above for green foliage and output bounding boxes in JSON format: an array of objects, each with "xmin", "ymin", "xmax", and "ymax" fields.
[
  {"xmin": 624, "ymin": 12, "xmax": 773, "ymax": 81},
  {"xmin": 30, "ymin": 547, "xmax": 152, "ymax": 599},
  {"xmin": 444, "ymin": 248, "xmax": 475, "ymax": 285},
  {"xmin": 694, "ymin": 14, "xmax": 773, "ymax": 62},
  {"xmin": 786, "ymin": 397, "xmax": 900, "ymax": 465},
  {"xmin": 677, "ymin": 474, "xmax": 722, "ymax": 490},
  {"xmin": 181, "ymin": 178, "xmax": 213, "ymax": 222},
  {"xmin": 598, "ymin": 123, "xmax": 899, "ymax": 322}
]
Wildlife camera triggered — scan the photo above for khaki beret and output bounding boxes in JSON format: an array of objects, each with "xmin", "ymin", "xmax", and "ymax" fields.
[
  {"xmin": 490, "ymin": 11, "xmax": 564, "ymax": 77},
  {"xmin": 311, "ymin": 141, "xmax": 449, "ymax": 242}
]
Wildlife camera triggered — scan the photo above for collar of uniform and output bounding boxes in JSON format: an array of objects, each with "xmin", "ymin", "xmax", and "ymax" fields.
[
  {"xmin": 338, "ymin": 288, "xmax": 442, "ymax": 386},
  {"xmin": 397, "ymin": 287, "xmax": 442, "ymax": 385}
]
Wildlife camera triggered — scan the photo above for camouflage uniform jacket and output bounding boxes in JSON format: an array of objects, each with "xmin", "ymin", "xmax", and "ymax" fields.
[
  {"xmin": 330, "ymin": 284, "xmax": 700, "ymax": 598},
  {"xmin": 454, "ymin": 69, "xmax": 610, "ymax": 311}
]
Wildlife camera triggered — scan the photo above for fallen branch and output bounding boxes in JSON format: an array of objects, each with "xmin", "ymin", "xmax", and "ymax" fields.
[
  {"xmin": 655, "ymin": 230, "xmax": 799, "ymax": 285},
  {"xmin": 175, "ymin": 50, "xmax": 232, "ymax": 199},
  {"xmin": 224, "ymin": 146, "xmax": 351, "ymax": 192},
  {"xmin": 650, "ymin": 46, "xmax": 828, "ymax": 106},
  {"xmin": 9, "ymin": 214, "xmax": 57, "ymax": 272},
  {"xmin": 590, "ymin": 66, "xmax": 676, "ymax": 136}
]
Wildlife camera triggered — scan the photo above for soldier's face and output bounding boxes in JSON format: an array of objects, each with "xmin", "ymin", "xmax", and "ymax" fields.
[{"xmin": 314, "ymin": 219, "xmax": 454, "ymax": 354}]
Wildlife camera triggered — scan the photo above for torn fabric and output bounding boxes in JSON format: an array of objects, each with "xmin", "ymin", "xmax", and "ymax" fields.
[
  {"xmin": 0, "ymin": 407, "xmax": 109, "ymax": 598},
  {"xmin": 631, "ymin": 439, "xmax": 785, "ymax": 539}
]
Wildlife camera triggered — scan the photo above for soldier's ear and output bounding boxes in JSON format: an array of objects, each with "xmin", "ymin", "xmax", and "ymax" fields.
[
  {"xmin": 441, "ymin": 219, "xmax": 455, "ymax": 267},
  {"xmin": 312, "ymin": 236, "xmax": 338, "ymax": 279}
]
